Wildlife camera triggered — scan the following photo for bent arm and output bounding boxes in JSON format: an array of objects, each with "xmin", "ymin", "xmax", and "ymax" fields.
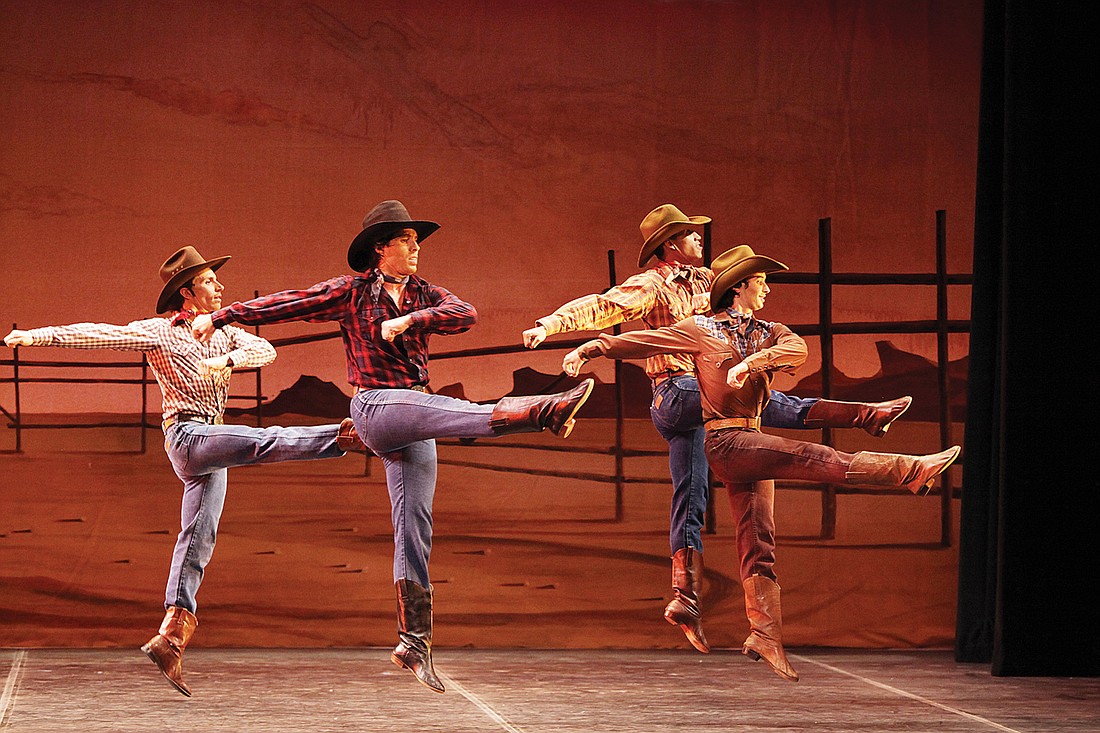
[
  {"xmin": 406, "ymin": 284, "xmax": 478, "ymax": 335},
  {"xmin": 222, "ymin": 325, "xmax": 277, "ymax": 369}
]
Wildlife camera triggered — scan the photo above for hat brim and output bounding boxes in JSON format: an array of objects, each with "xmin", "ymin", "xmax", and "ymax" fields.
[
  {"xmin": 156, "ymin": 256, "xmax": 231, "ymax": 314},
  {"xmin": 347, "ymin": 221, "xmax": 440, "ymax": 272},
  {"xmin": 638, "ymin": 216, "xmax": 711, "ymax": 267},
  {"xmin": 709, "ymin": 255, "xmax": 788, "ymax": 312}
]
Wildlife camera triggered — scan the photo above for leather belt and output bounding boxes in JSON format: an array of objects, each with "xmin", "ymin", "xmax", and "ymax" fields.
[
  {"xmin": 356, "ymin": 384, "xmax": 429, "ymax": 393},
  {"xmin": 651, "ymin": 369, "xmax": 689, "ymax": 388},
  {"xmin": 706, "ymin": 417, "xmax": 761, "ymax": 431},
  {"xmin": 162, "ymin": 412, "xmax": 224, "ymax": 431}
]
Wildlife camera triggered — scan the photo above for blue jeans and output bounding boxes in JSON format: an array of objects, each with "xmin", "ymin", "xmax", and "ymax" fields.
[
  {"xmin": 650, "ymin": 376, "xmax": 818, "ymax": 555},
  {"xmin": 162, "ymin": 421, "xmax": 346, "ymax": 613},
  {"xmin": 350, "ymin": 389, "xmax": 497, "ymax": 587}
]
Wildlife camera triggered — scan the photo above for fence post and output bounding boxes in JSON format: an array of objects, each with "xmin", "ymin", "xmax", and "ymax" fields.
[
  {"xmin": 818, "ymin": 219, "xmax": 837, "ymax": 540},
  {"xmin": 140, "ymin": 355, "xmax": 148, "ymax": 454},
  {"xmin": 608, "ymin": 249, "xmax": 625, "ymax": 522},
  {"xmin": 13, "ymin": 322, "xmax": 21, "ymax": 453},
  {"xmin": 935, "ymin": 209, "xmax": 953, "ymax": 547}
]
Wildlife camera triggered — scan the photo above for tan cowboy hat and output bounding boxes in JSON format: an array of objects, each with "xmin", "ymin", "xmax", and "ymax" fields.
[
  {"xmin": 637, "ymin": 204, "xmax": 711, "ymax": 267},
  {"xmin": 709, "ymin": 244, "xmax": 788, "ymax": 312},
  {"xmin": 156, "ymin": 246, "xmax": 231, "ymax": 314},
  {"xmin": 347, "ymin": 200, "xmax": 440, "ymax": 272}
]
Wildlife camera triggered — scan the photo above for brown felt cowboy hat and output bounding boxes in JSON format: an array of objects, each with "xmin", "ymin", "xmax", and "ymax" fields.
[
  {"xmin": 347, "ymin": 200, "xmax": 440, "ymax": 272},
  {"xmin": 709, "ymin": 244, "xmax": 788, "ymax": 312},
  {"xmin": 637, "ymin": 204, "xmax": 711, "ymax": 267},
  {"xmin": 156, "ymin": 246, "xmax": 231, "ymax": 314}
]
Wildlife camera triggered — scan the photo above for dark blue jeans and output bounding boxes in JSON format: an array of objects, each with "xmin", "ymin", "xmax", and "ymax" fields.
[{"xmin": 650, "ymin": 375, "xmax": 817, "ymax": 554}]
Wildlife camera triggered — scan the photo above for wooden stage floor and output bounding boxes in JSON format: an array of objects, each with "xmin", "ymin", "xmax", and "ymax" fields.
[{"xmin": 2, "ymin": 648, "xmax": 1096, "ymax": 732}]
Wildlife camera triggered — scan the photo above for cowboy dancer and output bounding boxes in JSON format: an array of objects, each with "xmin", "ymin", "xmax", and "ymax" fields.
[
  {"xmin": 523, "ymin": 204, "xmax": 912, "ymax": 653},
  {"xmin": 3, "ymin": 246, "xmax": 369, "ymax": 697},
  {"xmin": 191, "ymin": 200, "xmax": 593, "ymax": 693},
  {"xmin": 562, "ymin": 245, "xmax": 959, "ymax": 682}
]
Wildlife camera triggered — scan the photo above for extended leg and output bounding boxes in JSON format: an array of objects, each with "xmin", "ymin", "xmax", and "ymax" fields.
[{"xmin": 763, "ymin": 390, "xmax": 912, "ymax": 436}]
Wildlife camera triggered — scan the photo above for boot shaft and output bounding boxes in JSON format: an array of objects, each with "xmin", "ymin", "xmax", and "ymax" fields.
[
  {"xmin": 671, "ymin": 547, "xmax": 704, "ymax": 597},
  {"xmin": 804, "ymin": 396, "xmax": 912, "ymax": 436},
  {"xmin": 845, "ymin": 446, "xmax": 960, "ymax": 494},
  {"xmin": 489, "ymin": 379, "xmax": 593, "ymax": 437},
  {"xmin": 157, "ymin": 606, "xmax": 198, "ymax": 650},
  {"xmin": 396, "ymin": 578, "xmax": 434, "ymax": 640}
]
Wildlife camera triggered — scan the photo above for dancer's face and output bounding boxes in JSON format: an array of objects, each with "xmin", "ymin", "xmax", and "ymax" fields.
[
  {"xmin": 182, "ymin": 268, "xmax": 224, "ymax": 313},
  {"xmin": 378, "ymin": 228, "xmax": 421, "ymax": 277},
  {"xmin": 733, "ymin": 274, "xmax": 770, "ymax": 314}
]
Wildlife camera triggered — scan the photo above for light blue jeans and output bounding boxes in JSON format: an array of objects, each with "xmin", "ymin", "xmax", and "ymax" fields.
[
  {"xmin": 162, "ymin": 420, "xmax": 346, "ymax": 613},
  {"xmin": 350, "ymin": 389, "xmax": 498, "ymax": 587},
  {"xmin": 650, "ymin": 376, "xmax": 818, "ymax": 555}
]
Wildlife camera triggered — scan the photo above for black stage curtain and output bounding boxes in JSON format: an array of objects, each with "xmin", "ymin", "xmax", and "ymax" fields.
[{"xmin": 956, "ymin": 0, "xmax": 1097, "ymax": 676}]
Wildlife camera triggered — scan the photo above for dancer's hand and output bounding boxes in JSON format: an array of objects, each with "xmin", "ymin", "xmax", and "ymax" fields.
[
  {"xmin": 381, "ymin": 315, "xmax": 411, "ymax": 342},
  {"xmin": 3, "ymin": 330, "xmax": 32, "ymax": 347},
  {"xmin": 199, "ymin": 355, "xmax": 231, "ymax": 376},
  {"xmin": 192, "ymin": 314, "xmax": 215, "ymax": 344},
  {"xmin": 562, "ymin": 348, "xmax": 586, "ymax": 377},
  {"xmin": 522, "ymin": 325, "xmax": 547, "ymax": 349},
  {"xmin": 726, "ymin": 361, "xmax": 750, "ymax": 389},
  {"xmin": 692, "ymin": 293, "xmax": 712, "ymax": 313}
]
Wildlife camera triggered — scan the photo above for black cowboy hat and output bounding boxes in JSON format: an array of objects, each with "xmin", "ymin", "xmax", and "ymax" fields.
[{"xmin": 347, "ymin": 200, "xmax": 440, "ymax": 272}]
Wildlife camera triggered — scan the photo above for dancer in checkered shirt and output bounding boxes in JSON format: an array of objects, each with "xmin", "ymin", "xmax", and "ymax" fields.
[{"xmin": 3, "ymin": 246, "xmax": 369, "ymax": 698}]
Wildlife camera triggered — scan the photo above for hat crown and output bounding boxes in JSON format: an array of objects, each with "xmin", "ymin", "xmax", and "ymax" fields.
[
  {"xmin": 159, "ymin": 246, "xmax": 210, "ymax": 285},
  {"xmin": 362, "ymin": 199, "xmax": 415, "ymax": 230},
  {"xmin": 710, "ymin": 244, "xmax": 757, "ymax": 273},
  {"xmin": 639, "ymin": 204, "xmax": 691, "ymax": 243}
]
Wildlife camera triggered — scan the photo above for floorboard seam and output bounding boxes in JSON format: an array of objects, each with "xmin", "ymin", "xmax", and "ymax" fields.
[
  {"xmin": 0, "ymin": 650, "xmax": 27, "ymax": 729},
  {"xmin": 791, "ymin": 653, "xmax": 1022, "ymax": 733}
]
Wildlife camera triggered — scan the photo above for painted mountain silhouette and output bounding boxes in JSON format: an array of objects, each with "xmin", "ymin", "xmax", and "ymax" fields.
[
  {"xmin": 224, "ymin": 374, "xmax": 352, "ymax": 419},
  {"xmin": 224, "ymin": 341, "xmax": 967, "ymax": 423}
]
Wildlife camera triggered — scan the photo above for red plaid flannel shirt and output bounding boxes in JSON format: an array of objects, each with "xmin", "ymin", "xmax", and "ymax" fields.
[{"xmin": 210, "ymin": 272, "xmax": 477, "ymax": 389}]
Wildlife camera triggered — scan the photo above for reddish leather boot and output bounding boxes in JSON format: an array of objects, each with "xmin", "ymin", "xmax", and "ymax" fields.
[{"xmin": 141, "ymin": 606, "xmax": 198, "ymax": 696}]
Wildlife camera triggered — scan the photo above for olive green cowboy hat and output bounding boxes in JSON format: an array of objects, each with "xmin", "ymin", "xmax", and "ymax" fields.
[
  {"xmin": 709, "ymin": 244, "xmax": 788, "ymax": 312},
  {"xmin": 637, "ymin": 204, "xmax": 711, "ymax": 267}
]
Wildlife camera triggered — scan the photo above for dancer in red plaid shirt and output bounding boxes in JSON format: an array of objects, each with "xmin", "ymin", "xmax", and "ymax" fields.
[{"xmin": 193, "ymin": 200, "xmax": 592, "ymax": 693}]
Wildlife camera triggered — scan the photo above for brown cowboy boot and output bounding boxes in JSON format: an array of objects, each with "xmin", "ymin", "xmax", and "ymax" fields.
[
  {"xmin": 664, "ymin": 547, "xmax": 710, "ymax": 653},
  {"xmin": 391, "ymin": 579, "xmax": 445, "ymax": 693},
  {"xmin": 845, "ymin": 445, "xmax": 961, "ymax": 495},
  {"xmin": 336, "ymin": 417, "xmax": 368, "ymax": 453},
  {"xmin": 140, "ymin": 606, "xmax": 198, "ymax": 696},
  {"xmin": 742, "ymin": 575, "xmax": 798, "ymax": 682},
  {"xmin": 489, "ymin": 378, "xmax": 594, "ymax": 438},
  {"xmin": 804, "ymin": 396, "xmax": 913, "ymax": 437}
]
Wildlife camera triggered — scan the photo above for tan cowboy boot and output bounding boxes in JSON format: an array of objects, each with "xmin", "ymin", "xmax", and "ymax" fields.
[
  {"xmin": 845, "ymin": 445, "xmax": 961, "ymax": 495},
  {"xmin": 141, "ymin": 606, "xmax": 198, "ymax": 696},
  {"xmin": 336, "ymin": 417, "xmax": 368, "ymax": 453},
  {"xmin": 391, "ymin": 579, "xmax": 445, "ymax": 693},
  {"xmin": 664, "ymin": 548, "xmax": 710, "ymax": 653},
  {"xmin": 742, "ymin": 575, "xmax": 799, "ymax": 682},
  {"xmin": 804, "ymin": 396, "xmax": 913, "ymax": 437},
  {"xmin": 489, "ymin": 378, "xmax": 594, "ymax": 438}
]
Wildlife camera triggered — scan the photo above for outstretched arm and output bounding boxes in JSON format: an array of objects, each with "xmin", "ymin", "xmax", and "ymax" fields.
[
  {"xmin": 525, "ymin": 271, "xmax": 662, "ymax": 348},
  {"xmin": 562, "ymin": 316, "xmax": 703, "ymax": 375},
  {"xmin": 4, "ymin": 321, "xmax": 161, "ymax": 352}
]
